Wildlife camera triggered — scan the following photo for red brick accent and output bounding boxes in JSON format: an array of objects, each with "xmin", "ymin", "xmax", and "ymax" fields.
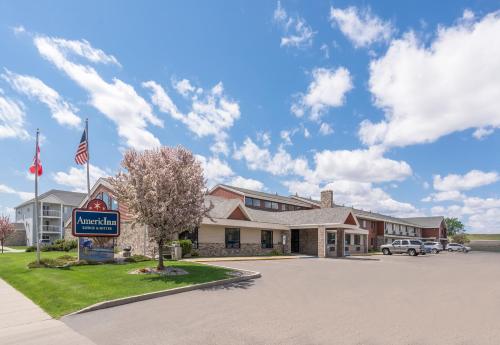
[
  {"xmin": 209, "ymin": 187, "xmax": 244, "ymax": 201},
  {"xmin": 344, "ymin": 213, "xmax": 357, "ymax": 225},
  {"xmin": 422, "ymin": 228, "xmax": 440, "ymax": 238},
  {"xmin": 227, "ymin": 206, "xmax": 249, "ymax": 221}
]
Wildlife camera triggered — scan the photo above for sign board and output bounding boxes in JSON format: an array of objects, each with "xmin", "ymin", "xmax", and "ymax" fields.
[
  {"xmin": 72, "ymin": 199, "xmax": 120, "ymax": 237},
  {"xmin": 79, "ymin": 237, "xmax": 115, "ymax": 262}
]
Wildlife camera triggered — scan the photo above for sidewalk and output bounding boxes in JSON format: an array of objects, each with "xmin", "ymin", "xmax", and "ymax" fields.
[
  {"xmin": 0, "ymin": 279, "xmax": 94, "ymax": 345},
  {"xmin": 1, "ymin": 246, "xmax": 25, "ymax": 253}
]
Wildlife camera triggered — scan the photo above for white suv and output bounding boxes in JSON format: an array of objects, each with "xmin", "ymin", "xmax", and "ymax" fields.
[
  {"xmin": 447, "ymin": 243, "xmax": 471, "ymax": 253},
  {"xmin": 424, "ymin": 241, "xmax": 443, "ymax": 254}
]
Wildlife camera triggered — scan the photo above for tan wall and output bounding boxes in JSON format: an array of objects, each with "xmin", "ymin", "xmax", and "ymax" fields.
[{"xmin": 199, "ymin": 225, "xmax": 284, "ymax": 245}]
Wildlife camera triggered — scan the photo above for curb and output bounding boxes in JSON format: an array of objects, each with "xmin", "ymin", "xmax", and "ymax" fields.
[
  {"xmin": 66, "ymin": 266, "xmax": 260, "ymax": 316},
  {"xmin": 183, "ymin": 255, "xmax": 312, "ymax": 263}
]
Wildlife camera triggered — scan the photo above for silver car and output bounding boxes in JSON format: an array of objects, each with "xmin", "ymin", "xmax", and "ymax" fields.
[
  {"xmin": 447, "ymin": 243, "xmax": 471, "ymax": 253},
  {"xmin": 381, "ymin": 239, "xmax": 426, "ymax": 256},
  {"xmin": 424, "ymin": 241, "xmax": 443, "ymax": 254}
]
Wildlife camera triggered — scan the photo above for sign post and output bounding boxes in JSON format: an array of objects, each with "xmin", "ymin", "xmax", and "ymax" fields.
[{"xmin": 72, "ymin": 199, "xmax": 120, "ymax": 262}]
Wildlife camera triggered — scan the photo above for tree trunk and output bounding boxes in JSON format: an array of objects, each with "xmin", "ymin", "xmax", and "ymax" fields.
[
  {"xmin": 1, "ymin": 240, "xmax": 3, "ymax": 254},
  {"xmin": 157, "ymin": 240, "xmax": 164, "ymax": 270}
]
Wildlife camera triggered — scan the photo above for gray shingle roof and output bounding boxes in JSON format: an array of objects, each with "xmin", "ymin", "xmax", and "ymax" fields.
[
  {"xmin": 402, "ymin": 216, "xmax": 445, "ymax": 228},
  {"xmin": 217, "ymin": 184, "xmax": 313, "ymax": 208},
  {"xmin": 351, "ymin": 208, "xmax": 422, "ymax": 227},
  {"xmin": 205, "ymin": 195, "xmax": 354, "ymax": 226},
  {"xmin": 15, "ymin": 190, "xmax": 86, "ymax": 209}
]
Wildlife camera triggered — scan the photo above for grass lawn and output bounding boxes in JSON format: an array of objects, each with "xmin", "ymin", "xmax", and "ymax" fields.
[
  {"xmin": 467, "ymin": 234, "xmax": 500, "ymax": 240},
  {"xmin": 0, "ymin": 252, "xmax": 232, "ymax": 318}
]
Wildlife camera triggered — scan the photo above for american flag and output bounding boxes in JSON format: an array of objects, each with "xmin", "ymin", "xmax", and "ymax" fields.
[
  {"xmin": 29, "ymin": 144, "xmax": 43, "ymax": 176},
  {"xmin": 75, "ymin": 129, "xmax": 88, "ymax": 165}
]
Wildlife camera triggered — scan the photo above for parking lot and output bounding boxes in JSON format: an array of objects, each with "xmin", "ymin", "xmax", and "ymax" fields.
[{"xmin": 64, "ymin": 252, "xmax": 500, "ymax": 345}]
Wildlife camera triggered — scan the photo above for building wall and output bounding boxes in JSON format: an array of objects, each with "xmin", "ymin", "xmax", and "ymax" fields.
[
  {"xmin": 4, "ymin": 224, "xmax": 27, "ymax": 246},
  {"xmin": 298, "ymin": 228, "xmax": 318, "ymax": 256},
  {"xmin": 196, "ymin": 225, "xmax": 290, "ymax": 257},
  {"xmin": 15, "ymin": 203, "xmax": 34, "ymax": 245},
  {"xmin": 209, "ymin": 187, "xmax": 244, "ymax": 201},
  {"xmin": 421, "ymin": 228, "xmax": 440, "ymax": 239}
]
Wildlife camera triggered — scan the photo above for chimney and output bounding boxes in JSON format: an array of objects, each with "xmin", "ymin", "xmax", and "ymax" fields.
[{"xmin": 320, "ymin": 190, "xmax": 333, "ymax": 208}]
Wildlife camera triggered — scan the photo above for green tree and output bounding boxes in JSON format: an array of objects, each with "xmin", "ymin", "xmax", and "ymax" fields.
[
  {"xmin": 445, "ymin": 217, "xmax": 465, "ymax": 236},
  {"xmin": 452, "ymin": 233, "xmax": 470, "ymax": 245}
]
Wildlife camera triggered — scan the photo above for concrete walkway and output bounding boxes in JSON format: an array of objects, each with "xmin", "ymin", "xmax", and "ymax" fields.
[
  {"xmin": 182, "ymin": 254, "xmax": 313, "ymax": 262},
  {"xmin": 0, "ymin": 279, "xmax": 94, "ymax": 345},
  {"xmin": 1, "ymin": 246, "xmax": 25, "ymax": 253}
]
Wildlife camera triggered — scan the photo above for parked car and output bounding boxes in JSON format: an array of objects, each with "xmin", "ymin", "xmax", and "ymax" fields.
[
  {"xmin": 39, "ymin": 239, "xmax": 51, "ymax": 246},
  {"xmin": 447, "ymin": 243, "xmax": 471, "ymax": 253},
  {"xmin": 381, "ymin": 239, "xmax": 426, "ymax": 256},
  {"xmin": 424, "ymin": 241, "xmax": 443, "ymax": 254}
]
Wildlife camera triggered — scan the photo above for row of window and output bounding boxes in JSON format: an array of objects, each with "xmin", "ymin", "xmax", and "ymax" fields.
[
  {"xmin": 244, "ymin": 197, "xmax": 305, "ymax": 212},
  {"xmin": 326, "ymin": 233, "xmax": 361, "ymax": 245},
  {"xmin": 178, "ymin": 228, "xmax": 275, "ymax": 250}
]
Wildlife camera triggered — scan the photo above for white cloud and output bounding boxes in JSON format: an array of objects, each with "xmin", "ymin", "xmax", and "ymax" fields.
[
  {"xmin": 0, "ymin": 94, "xmax": 29, "ymax": 140},
  {"xmin": 280, "ymin": 128, "xmax": 297, "ymax": 146},
  {"xmin": 196, "ymin": 154, "xmax": 264, "ymax": 191},
  {"xmin": 291, "ymin": 67, "xmax": 353, "ymax": 120},
  {"xmin": 143, "ymin": 80, "xmax": 240, "ymax": 155},
  {"xmin": 303, "ymin": 128, "xmax": 310, "ymax": 138},
  {"xmin": 0, "ymin": 184, "xmax": 34, "ymax": 201},
  {"xmin": 360, "ymin": 12, "xmax": 500, "ymax": 148},
  {"xmin": 227, "ymin": 176, "xmax": 264, "ymax": 191},
  {"xmin": 173, "ymin": 78, "xmax": 196, "ymax": 97},
  {"xmin": 273, "ymin": 1, "xmax": 315, "ymax": 48},
  {"xmin": 433, "ymin": 170, "xmax": 499, "ymax": 192},
  {"xmin": 53, "ymin": 164, "xmax": 109, "ymax": 192},
  {"xmin": 320, "ymin": 43, "xmax": 330, "ymax": 58},
  {"xmin": 233, "ymin": 138, "xmax": 311, "ymax": 176},
  {"xmin": 256, "ymin": 131, "xmax": 271, "ymax": 147},
  {"xmin": 472, "ymin": 127, "xmax": 494, "ymax": 140},
  {"xmin": 319, "ymin": 122, "xmax": 334, "ymax": 135},
  {"xmin": 12, "ymin": 25, "xmax": 26, "ymax": 35},
  {"xmin": 312, "ymin": 146, "xmax": 412, "ymax": 183},
  {"xmin": 284, "ymin": 179, "xmax": 419, "ymax": 217},
  {"xmin": 422, "ymin": 190, "xmax": 465, "ymax": 202},
  {"xmin": 330, "ymin": 6, "xmax": 394, "ymax": 48},
  {"xmin": 2, "ymin": 69, "xmax": 81, "ymax": 128},
  {"xmin": 34, "ymin": 35, "xmax": 162, "ymax": 150}
]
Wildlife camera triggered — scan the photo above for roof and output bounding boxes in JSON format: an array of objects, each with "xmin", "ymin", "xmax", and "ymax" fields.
[
  {"xmin": 350, "ymin": 208, "xmax": 422, "ymax": 227},
  {"xmin": 215, "ymin": 184, "xmax": 313, "ymax": 208},
  {"xmin": 15, "ymin": 190, "xmax": 86, "ymax": 209},
  {"xmin": 402, "ymin": 216, "xmax": 445, "ymax": 228},
  {"xmin": 205, "ymin": 195, "xmax": 357, "ymax": 227}
]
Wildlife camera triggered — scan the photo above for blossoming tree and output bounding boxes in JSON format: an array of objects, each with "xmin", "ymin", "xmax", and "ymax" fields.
[
  {"xmin": 112, "ymin": 146, "xmax": 208, "ymax": 270},
  {"xmin": 0, "ymin": 215, "xmax": 15, "ymax": 254}
]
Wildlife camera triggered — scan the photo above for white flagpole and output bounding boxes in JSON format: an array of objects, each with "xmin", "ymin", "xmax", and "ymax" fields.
[
  {"xmin": 86, "ymin": 118, "xmax": 90, "ymax": 197},
  {"xmin": 35, "ymin": 129, "xmax": 40, "ymax": 264}
]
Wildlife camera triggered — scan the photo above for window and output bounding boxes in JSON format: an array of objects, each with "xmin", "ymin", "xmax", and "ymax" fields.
[
  {"xmin": 410, "ymin": 240, "xmax": 422, "ymax": 245},
  {"xmin": 401, "ymin": 240, "xmax": 410, "ymax": 245},
  {"xmin": 261, "ymin": 230, "xmax": 273, "ymax": 249},
  {"xmin": 354, "ymin": 234, "xmax": 361, "ymax": 245},
  {"xmin": 264, "ymin": 201, "xmax": 272, "ymax": 209},
  {"xmin": 253, "ymin": 199, "xmax": 261, "ymax": 207},
  {"xmin": 362, "ymin": 220, "xmax": 367, "ymax": 228},
  {"xmin": 225, "ymin": 228, "xmax": 240, "ymax": 249},
  {"xmin": 179, "ymin": 228, "xmax": 199, "ymax": 249},
  {"xmin": 102, "ymin": 192, "xmax": 111, "ymax": 209},
  {"xmin": 111, "ymin": 198, "xmax": 119, "ymax": 211},
  {"xmin": 271, "ymin": 202, "xmax": 279, "ymax": 210},
  {"xmin": 392, "ymin": 240, "xmax": 401, "ymax": 245},
  {"xmin": 371, "ymin": 238, "xmax": 374, "ymax": 246},
  {"xmin": 245, "ymin": 197, "xmax": 253, "ymax": 206},
  {"xmin": 327, "ymin": 232, "xmax": 336, "ymax": 245},
  {"xmin": 345, "ymin": 234, "xmax": 351, "ymax": 245},
  {"xmin": 281, "ymin": 204, "xmax": 286, "ymax": 211}
]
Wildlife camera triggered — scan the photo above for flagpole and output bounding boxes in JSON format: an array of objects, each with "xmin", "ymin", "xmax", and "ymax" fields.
[
  {"xmin": 35, "ymin": 129, "xmax": 40, "ymax": 264},
  {"xmin": 86, "ymin": 118, "xmax": 90, "ymax": 197}
]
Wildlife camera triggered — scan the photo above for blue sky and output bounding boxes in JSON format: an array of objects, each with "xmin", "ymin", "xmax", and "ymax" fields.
[{"xmin": 1, "ymin": 0, "xmax": 500, "ymax": 233}]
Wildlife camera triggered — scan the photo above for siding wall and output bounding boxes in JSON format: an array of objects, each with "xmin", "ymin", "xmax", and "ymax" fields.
[{"xmin": 209, "ymin": 187, "xmax": 244, "ymax": 201}]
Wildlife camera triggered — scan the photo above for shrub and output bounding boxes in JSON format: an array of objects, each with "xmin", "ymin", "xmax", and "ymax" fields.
[
  {"xmin": 269, "ymin": 249, "xmax": 283, "ymax": 256},
  {"xmin": 452, "ymin": 233, "xmax": 470, "ymax": 244},
  {"xmin": 178, "ymin": 240, "xmax": 192, "ymax": 257},
  {"xmin": 191, "ymin": 251, "xmax": 199, "ymax": 257},
  {"xmin": 27, "ymin": 255, "xmax": 77, "ymax": 268},
  {"xmin": 25, "ymin": 246, "xmax": 36, "ymax": 252},
  {"xmin": 124, "ymin": 254, "xmax": 151, "ymax": 263}
]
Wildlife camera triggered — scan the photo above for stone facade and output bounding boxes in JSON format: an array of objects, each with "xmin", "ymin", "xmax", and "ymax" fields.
[
  {"xmin": 118, "ymin": 222, "xmax": 156, "ymax": 257},
  {"xmin": 298, "ymin": 228, "xmax": 318, "ymax": 255},
  {"xmin": 317, "ymin": 226, "xmax": 326, "ymax": 258},
  {"xmin": 195, "ymin": 243, "xmax": 288, "ymax": 257}
]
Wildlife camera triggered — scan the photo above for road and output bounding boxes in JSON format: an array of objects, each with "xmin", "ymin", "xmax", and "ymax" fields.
[{"xmin": 63, "ymin": 252, "xmax": 500, "ymax": 345}]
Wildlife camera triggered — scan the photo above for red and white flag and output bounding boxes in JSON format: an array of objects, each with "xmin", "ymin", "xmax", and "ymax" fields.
[
  {"xmin": 29, "ymin": 145, "xmax": 43, "ymax": 176},
  {"xmin": 75, "ymin": 129, "xmax": 88, "ymax": 165}
]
